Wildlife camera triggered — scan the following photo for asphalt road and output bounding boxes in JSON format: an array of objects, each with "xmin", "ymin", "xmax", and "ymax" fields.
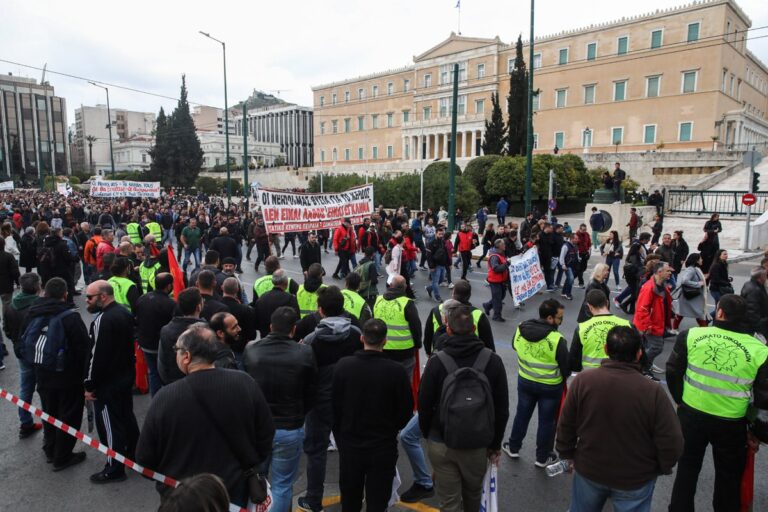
[{"xmin": 0, "ymin": 248, "xmax": 765, "ymax": 512}]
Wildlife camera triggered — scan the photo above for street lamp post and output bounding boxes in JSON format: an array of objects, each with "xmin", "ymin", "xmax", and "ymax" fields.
[
  {"xmin": 524, "ymin": 0, "xmax": 535, "ymax": 215},
  {"xmin": 89, "ymin": 81, "xmax": 115, "ymax": 176},
  {"xmin": 200, "ymin": 30, "xmax": 231, "ymax": 206}
]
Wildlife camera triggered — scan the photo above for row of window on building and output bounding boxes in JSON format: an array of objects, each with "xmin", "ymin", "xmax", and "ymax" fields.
[
  {"xmin": 319, "ymin": 145, "xmax": 395, "ymax": 163},
  {"xmin": 541, "ymin": 121, "xmax": 695, "ymax": 151}
]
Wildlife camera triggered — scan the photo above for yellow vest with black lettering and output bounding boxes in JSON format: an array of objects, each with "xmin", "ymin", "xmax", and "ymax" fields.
[
  {"xmin": 432, "ymin": 304, "xmax": 483, "ymax": 332},
  {"xmin": 145, "ymin": 221, "xmax": 162, "ymax": 241},
  {"xmin": 513, "ymin": 328, "xmax": 563, "ymax": 385},
  {"xmin": 374, "ymin": 295, "xmax": 414, "ymax": 351},
  {"xmin": 683, "ymin": 327, "xmax": 768, "ymax": 419},
  {"xmin": 108, "ymin": 276, "xmax": 136, "ymax": 312},
  {"xmin": 253, "ymin": 275, "xmax": 293, "ymax": 299},
  {"xmin": 126, "ymin": 223, "xmax": 142, "ymax": 245},
  {"xmin": 139, "ymin": 261, "xmax": 161, "ymax": 293},
  {"xmin": 297, "ymin": 284, "xmax": 326, "ymax": 318},
  {"xmin": 341, "ymin": 289, "xmax": 366, "ymax": 319},
  {"xmin": 576, "ymin": 314, "xmax": 631, "ymax": 369}
]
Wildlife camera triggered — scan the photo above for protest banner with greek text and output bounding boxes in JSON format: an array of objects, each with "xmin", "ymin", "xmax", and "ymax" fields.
[
  {"xmin": 90, "ymin": 180, "xmax": 161, "ymax": 198},
  {"xmin": 509, "ymin": 248, "xmax": 546, "ymax": 306},
  {"xmin": 256, "ymin": 185, "xmax": 374, "ymax": 234},
  {"xmin": 0, "ymin": 181, "xmax": 14, "ymax": 191}
]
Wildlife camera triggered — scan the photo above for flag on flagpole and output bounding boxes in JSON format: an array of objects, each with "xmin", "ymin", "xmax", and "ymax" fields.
[
  {"xmin": 412, "ymin": 350, "xmax": 421, "ymax": 410},
  {"xmin": 455, "ymin": 0, "xmax": 460, "ymax": 7},
  {"xmin": 166, "ymin": 245, "xmax": 185, "ymax": 299}
]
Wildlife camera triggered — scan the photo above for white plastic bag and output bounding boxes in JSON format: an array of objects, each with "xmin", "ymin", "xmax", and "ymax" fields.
[
  {"xmin": 389, "ymin": 467, "xmax": 402, "ymax": 507},
  {"xmin": 245, "ymin": 479, "xmax": 272, "ymax": 512},
  {"xmin": 480, "ymin": 461, "xmax": 498, "ymax": 512}
]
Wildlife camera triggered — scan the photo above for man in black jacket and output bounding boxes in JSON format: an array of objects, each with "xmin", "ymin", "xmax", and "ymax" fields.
[
  {"xmin": 84, "ymin": 279, "xmax": 140, "ymax": 484},
  {"xmin": 245, "ymin": 306, "xmax": 318, "ymax": 512},
  {"xmin": 299, "ymin": 231, "xmax": 322, "ymax": 276},
  {"xmin": 189, "ymin": 250, "xmax": 226, "ymax": 295},
  {"xmin": 740, "ymin": 267, "xmax": 768, "ymax": 340},
  {"xmin": 136, "ymin": 324, "xmax": 274, "ymax": 508},
  {"xmin": 23, "ymin": 278, "xmax": 91, "ymax": 470},
  {"xmin": 418, "ymin": 305, "xmax": 509, "ymax": 511},
  {"xmin": 297, "ymin": 286, "xmax": 361, "ymax": 512},
  {"xmin": 3, "ymin": 272, "xmax": 43, "ymax": 438},
  {"xmin": 134, "ymin": 273, "xmax": 175, "ymax": 396},
  {"xmin": 425, "ymin": 227, "xmax": 450, "ymax": 303},
  {"xmin": 332, "ymin": 318, "xmax": 413, "ymax": 512},
  {"xmin": 196, "ymin": 270, "xmax": 229, "ymax": 322},
  {"xmin": 0, "ymin": 237, "xmax": 19, "ymax": 369},
  {"xmin": 220, "ymin": 277, "xmax": 256, "ymax": 355},
  {"xmin": 40, "ymin": 228, "xmax": 77, "ymax": 303},
  {"xmin": 158, "ymin": 287, "xmax": 207, "ymax": 385},
  {"xmin": 255, "ymin": 269, "xmax": 300, "ymax": 338},
  {"xmin": 209, "ymin": 227, "xmax": 240, "ymax": 263},
  {"xmin": 424, "ymin": 280, "xmax": 495, "ymax": 356}
]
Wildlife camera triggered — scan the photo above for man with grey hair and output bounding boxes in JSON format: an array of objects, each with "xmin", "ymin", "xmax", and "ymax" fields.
[
  {"xmin": 255, "ymin": 268, "xmax": 300, "ymax": 338},
  {"xmin": 220, "ymin": 277, "xmax": 256, "ymax": 360},
  {"xmin": 136, "ymin": 323, "xmax": 274, "ymax": 508},
  {"xmin": 741, "ymin": 266, "xmax": 768, "ymax": 340},
  {"xmin": 210, "ymin": 226, "xmax": 239, "ymax": 263}
]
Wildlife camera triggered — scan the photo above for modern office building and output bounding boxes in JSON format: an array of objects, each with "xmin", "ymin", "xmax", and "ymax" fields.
[
  {"xmin": 0, "ymin": 74, "xmax": 70, "ymax": 180},
  {"xmin": 311, "ymin": 0, "xmax": 768, "ymax": 173},
  {"xmin": 191, "ymin": 105, "xmax": 235, "ymax": 135},
  {"xmin": 234, "ymin": 104, "xmax": 314, "ymax": 168}
]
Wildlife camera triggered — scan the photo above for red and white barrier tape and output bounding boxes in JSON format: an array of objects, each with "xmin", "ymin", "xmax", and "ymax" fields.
[{"xmin": 0, "ymin": 387, "xmax": 262, "ymax": 512}]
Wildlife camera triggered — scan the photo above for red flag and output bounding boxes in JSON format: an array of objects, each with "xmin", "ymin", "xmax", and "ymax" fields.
[
  {"xmin": 134, "ymin": 342, "xmax": 149, "ymax": 395},
  {"xmin": 740, "ymin": 446, "xmax": 755, "ymax": 511},
  {"xmin": 412, "ymin": 350, "xmax": 421, "ymax": 411},
  {"xmin": 555, "ymin": 382, "xmax": 568, "ymax": 422},
  {"xmin": 166, "ymin": 245, "xmax": 185, "ymax": 299}
]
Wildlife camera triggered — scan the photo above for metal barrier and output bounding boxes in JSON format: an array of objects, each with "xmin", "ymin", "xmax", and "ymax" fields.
[{"xmin": 666, "ymin": 189, "xmax": 768, "ymax": 216}]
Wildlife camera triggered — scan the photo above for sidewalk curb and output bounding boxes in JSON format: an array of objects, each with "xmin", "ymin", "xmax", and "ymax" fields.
[{"xmin": 730, "ymin": 251, "xmax": 764, "ymax": 263}]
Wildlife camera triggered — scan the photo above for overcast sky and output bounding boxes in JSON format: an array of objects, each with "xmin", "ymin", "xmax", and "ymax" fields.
[{"xmin": 2, "ymin": 0, "xmax": 767, "ymax": 127}]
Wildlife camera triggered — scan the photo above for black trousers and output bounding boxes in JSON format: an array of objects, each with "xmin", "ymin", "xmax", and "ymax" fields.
[
  {"xmin": 339, "ymin": 444, "xmax": 398, "ymax": 512},
  {"xmin": 460, "ymin": 251, "xmax": 472, "ymax": 280},
  {"xmin": 669, "ymin": 406, "xmax": 747, "ymax": 512},
  {"xmin": 576, "ymin": 251, "xmax": 590, "ymax": 285},
  {"xmin": 417, "ymin": 240, "xmax": 428, "ymax": 267},
  {"xmin": 94, "ymin": 387, "xmax": 140, "ymax": 475},
  {"xmin": 38, "ymin": 386, "xmax": 84, "ymax": 465},
  {"xmin": 334, "ymin": 249, "xmax": 351, "ymax": 277},
  {"xmin": 254, "ymin": 243, "xmax": 270, "ymax": 270}
]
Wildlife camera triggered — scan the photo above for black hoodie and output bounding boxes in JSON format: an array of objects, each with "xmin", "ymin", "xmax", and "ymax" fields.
[
  {"xmin": 418, "ymin": 334, "xmax": 509, "ymax": 450},
  {"xmin": 158, "ymin": 316, "xmax": 208, "ymax": 385},
  {"xmin": 515, "ymin": 318, "xmax": 571, "ymax": 382},
  {"xmin": 20, "ymin": 297, "xmax": 90, "ymax": 390}
]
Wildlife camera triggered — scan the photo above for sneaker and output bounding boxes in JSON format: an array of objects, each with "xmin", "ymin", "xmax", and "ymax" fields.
[
  {"xmin": 297, "ymin": 497, "xmax": 324, "ymax": 512},
  {"xmin": 534, "ymin": 454, "xmax": 560, "ymax": 468},
  {"xmin": 278, "ymin": 255, "xmax": 285, "ymax": 259},
  {"xmin": 615, "ymin": 286, "xmax": 622, "ymax": 292},
  {"xmin": 666, "ymin": 329, "xmax": 679, "ymax": 337},
  {"xmin": 546, "ymin": 287, "xmax": 555, "ymax": 293},
  {"xmin": 294, "ymin": 254, "xmax": 299, "ymax": 259},
  {"xmin": 561, "ymin": 294, "xmax": 573, "ymax": 300},
  {"xmin": 448, "ymin": 283, "xmax": 454, "ymax": 289},
  {"xmin": 651, "ymin": 364, "xmax": 664, "ymax": 374},
  {"xmin": 0, "ymin": 364, "xmax": 5, "ymax": 370},
  {"xmin": 492, "ymin": 316, "xmax": 506, "ymax": 322},
  {"xmin": 425, "ymin": 286, "xmax": 432, "ymax": 299},
  {"xmin": 400, "ymin": 483, "xmax": 435, "ymax": 503},
  {"xmin": 53, "ymin": 451, "xmax": 86, "ymax": 472},
  {"xmin": 613, "ymin": 298, "xmax": 620, "ymax": 308},
  {"xmin": 419, "ymin": 266, "xmax": 428, "ymax": 271},
  {"xmin": 332, "ymin": 274, "xmax": 341, "ymax": 280},
  {"xmin": 501, "ymin": 442, "xmax": 519, "ymax": 459},
  {"xmin": 575, "ymin": 284, "xmax": 585, "ymax": 289},
  {"xmin": 19, "ymin": 422, "xmax": 43, "ymax": 439},
  {"xmin": 483, "ymin": 303, "xmax": 492, "ymax": 316},
  {"xmin": 644, "ymin": 371, "xmax": 661, "ymax": 382}
]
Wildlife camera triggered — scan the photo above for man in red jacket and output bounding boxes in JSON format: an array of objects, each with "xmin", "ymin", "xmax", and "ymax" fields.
[
  {"xmin": 332, "ymin": 218, "xmax": 356, "ymax": 280},
  {"xmin": 574, "ymin": 224, "xmax": 592, "ymax": 287},
  {"xmin": 454, "ymin": 223, "xmax": 477, "ymax": 280},
  {"xmin": 632, "ymin": 261, "xmax": 672, "ymax": 380}
]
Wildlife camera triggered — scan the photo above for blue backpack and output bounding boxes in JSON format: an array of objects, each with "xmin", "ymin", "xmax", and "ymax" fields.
[{"xmin": 22, "ymin": 309, "xmax": 78, "ymax": 371}]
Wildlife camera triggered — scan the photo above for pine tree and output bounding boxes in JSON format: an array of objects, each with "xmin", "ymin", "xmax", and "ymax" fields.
[
  {"xmin": 505, "ymin": 35, "xmax": 529, "ymax": 156},
  {"xmin": 148, "ymin": 107, "xmax": 169, "ymax": 184},
  {"xmin": 482, "ymin": 92, "xmax": 506, "ymax": 155}
]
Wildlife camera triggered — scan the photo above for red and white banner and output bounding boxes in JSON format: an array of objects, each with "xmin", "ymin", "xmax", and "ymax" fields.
[
  {"xmin": 256, "ymin": 185, "xmax": 374, "ymax": 234},
  {"xmin": 90, "ymin": 180, "xmax": 161, "ymax": 198}
]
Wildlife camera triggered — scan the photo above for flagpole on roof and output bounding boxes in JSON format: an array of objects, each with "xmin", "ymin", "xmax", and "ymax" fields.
[{"xmin": 456, "ymin": 0, "xmax": 461, "ymax": 35}]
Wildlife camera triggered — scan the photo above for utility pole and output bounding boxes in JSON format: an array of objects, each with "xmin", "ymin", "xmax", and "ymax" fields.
[
  {"xmin": 743, "ymin": 146, "xmax": 759, "ymax": 250},
  {"xmin": 89, "ymin": 82, "xmax": 116, "ymax": 177},
  {"xmin": 243, "ymin": 104, "xmax": 249, "ymax": 209},
  {"xmin": 448, "ymin": 63, "xmax": 459, "ymax": 232},
  {"xmin": 524, "ymin": 0, "xmax": 535, "ymax": 215}
]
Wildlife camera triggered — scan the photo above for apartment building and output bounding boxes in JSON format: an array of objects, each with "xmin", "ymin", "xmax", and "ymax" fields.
[
  {"xmin": 0, "ymin": 74, "xmax": 70, "ymax": 179},
  {"xmin": 233, "ymin": 104, "xmax": 314, "ymax": 168},
  {"xmin": 311, "ymin": 0, "xmax": 768, "ymax": 172},
  {"xmin": 191, "ymin": 105, "xmax": 235, "ymax": 135}
]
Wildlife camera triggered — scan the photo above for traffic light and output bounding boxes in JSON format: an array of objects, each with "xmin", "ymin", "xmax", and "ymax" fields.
[{"xmin": 753, "ymin": 171, "xmax": 761, "ymax": 193}]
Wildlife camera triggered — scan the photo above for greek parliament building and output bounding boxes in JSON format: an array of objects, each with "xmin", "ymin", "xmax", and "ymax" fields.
[
  {"xmin": 233, "ymin": 104, "xmax": 314, "ymax": 168},
  {"xmin": 0, "ymin": 74, "xmax": 70, "ymax": 180},
  {"xmin": 311, "ymin": 0, "xmax": 768, "ymax": 174}
]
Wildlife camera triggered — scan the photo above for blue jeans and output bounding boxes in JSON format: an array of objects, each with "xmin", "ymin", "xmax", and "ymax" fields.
[
  {"xmin": 427, "ymin": 266, "xmax": 446, "ymax": 301},
  {"xmin": 373, "ymin": 251, "xmax": 382, "ymax": 274},
  {"xmin": 182, "ymin": 247, "xmax": 201, "ymax": 270},
  {"xmin": 607, "ymin": 257, "xmax": 621, "ymax": 287},
  {"xmin": 399, "ymin": 414, "xmax": 433, "ymax": 488},
  {"xmin": 561, "ymin": 267, "xmax": 575, "ymax": 296},
  {"xmin": 591, "ymin": 230, "xmax": 600, "ymax": 249},
  {"xmin": 262, "ymin": 428, "xmax": 304, "ymax": 512},
  {"xmin": 83, "ymin": 263, "xmax": 96, "ymax": 285},
  {"xmin": 571, "ymin": 472, "xmax": 656, "ymax": 512},
  {"xmin": 141, "ymin": 349, "xmax": 163, "ymax": 397},
  {"xmin": 18, "ymin": 358, "xmax": 36, "ymax": 425},
  {"xmin": 710, "ymin": 289, "xmax": 722, "ymax": 318},
  {"xmin": 483, "ymin": 282, "xmax": 505, "ymax": 320},
  {"xmin": 161, "ymin": 228, "xmax": 172, "ymax": 246},
  {"xmin": 508, "ymin": 377, "xmax": 563, "ymax": 463},
  {"xmin": 303, "ymin": 400, "xmax": 333, "ymax": 508}
]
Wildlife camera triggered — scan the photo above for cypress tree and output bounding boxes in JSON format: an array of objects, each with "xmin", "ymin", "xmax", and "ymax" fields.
[
  {"xmin": 505, "ymin": 35, "xmax": 529, "ymax": 156},
  {"xmin": 167, "ymin": 75, "xmax": 204, "ymax": 188},
  {"xmin": 482, "ymin": 92, "xmax": 506, "ymax": 155},
  {"xmin": 148, "ymin": 107, "xmax": 169, "ymax": 184}
]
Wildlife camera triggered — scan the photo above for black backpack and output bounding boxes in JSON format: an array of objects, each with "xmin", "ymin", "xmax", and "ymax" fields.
[
  {"xmin": 22, "ymin": 309, "xmax": 78, "ymax": 371},
  {"xmin": 437, "ymin": 348, "xmax": 495, "ymax": 450}
]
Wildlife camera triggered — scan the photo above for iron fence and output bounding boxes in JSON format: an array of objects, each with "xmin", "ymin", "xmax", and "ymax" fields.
[{"xmin": 666, "ymin": 189, "xmax": 768, "ymax": 216}]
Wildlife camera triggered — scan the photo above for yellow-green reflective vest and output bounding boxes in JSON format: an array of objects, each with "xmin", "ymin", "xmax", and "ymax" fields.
[
  {"xmin": 576, "ymin": 314, "xmax": 631, "ymax": 369},
  {"xmin": 139, "ymin": 261, "xmax": 161, "ymax": 293},
  {"xmin": 374, "ymin": 295, "xmax": 414, "ymax": 351},
  {"xmin": 108, "ymin": 276, "xmax": 135, "ymax": 312},
  {"xmin": 513, "ymin": 328, "xmax": 563, "ymax": 385},
  {"xmin": 253, "ymin": 275, "xmax": 293, "ymax": 299},
  {"xmin": 145, "ymin": 222, "xmax": 162, "ymax": 240},
  {"xmin": 126, "ymin": 223, "xmax": 142, "ymax": 245},
  {"xmin": 683, "ymin": 327, "xmax": 768, "ymax": 419},
  {"xmin": 341, "ymin": 289, "xmax": 366, "ymax": 319},
  {"xmin": 297, "ymin": 284, "xmax": 326, "ymax": 318},
  {"xmin": 432, "ymin": 304, "xmax": 483, "ymax": 332}
]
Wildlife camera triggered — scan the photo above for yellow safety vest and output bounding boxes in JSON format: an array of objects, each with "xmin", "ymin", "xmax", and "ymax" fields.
[
  {"xmin": 296, "ymin": 284, "xmax": 326, "ymax": 318},
  {"xmin": 513, "ymin": 328, "xmax": 563, "ymax": 385},
  {"xmin": 139, "ymin": 261, "xmax": 161, "ymax": 293},
  {"xmin": 253, "ymin": 275, "xmax": 293, "ymax": 299},
  {"xmin": 576, "ymin": 314, "xmax": 631, "ymax": 369},
  {"xmin": 108, "ymin": 276, "xmax": 136, "ymax": 312},
  {"xmin": 432, "ymin": 303, "xmax": 483, "ymax": 332},
  {"xmin": 145, "ymin": 222, "xmax": 162, "ymax": 240},
  {"xmin": 683, "ymin": 327, "xmax": 768, "ymax": 419},
  {"xmin": 341, "ymin": 289, "xmax": 366, "ymax": 319},
  {"xmin": 374, "ymin": 295, "xmax": 414, "ymax": 351},
  {"xmin": 126, "ymin": 223, "xmax": 142, "ymax": 245}
]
